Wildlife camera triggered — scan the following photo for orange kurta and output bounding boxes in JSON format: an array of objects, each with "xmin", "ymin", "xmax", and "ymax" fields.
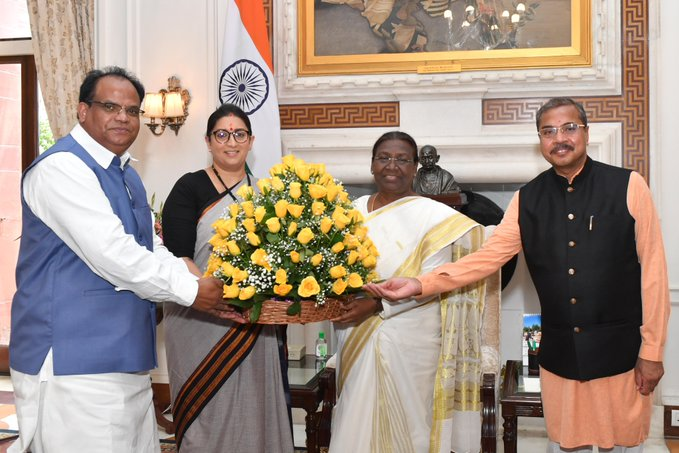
[{"xmin": 417, "ymin": 171, "xmax": 670, "ymax": 448}]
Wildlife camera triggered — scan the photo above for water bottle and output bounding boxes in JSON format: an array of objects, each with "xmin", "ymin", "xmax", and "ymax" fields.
[{"xmin": 315, "ymin": 331, "xmax": 328, "ymax": 359}]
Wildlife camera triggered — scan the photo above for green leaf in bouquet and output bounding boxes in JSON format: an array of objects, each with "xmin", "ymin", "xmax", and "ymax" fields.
[
  {"xmin": 249, "ymin": 303, "xmax": 262, "ymax": 323},
  {"xmin": 266, "ymin": 232, "xmax": 280, "ymax": 243},
  {"xmin": 286, "ymin": 300, "xmax": 302, "ymax": 316},
  {"xmin": 227, "ymin": 298, "xmax": 254, "ymax": 309}
]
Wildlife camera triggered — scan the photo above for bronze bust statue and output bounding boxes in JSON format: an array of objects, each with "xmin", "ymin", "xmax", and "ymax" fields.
[{"xmin": 413, "ymin": 145, "xmax": 460, "ymax": 195}]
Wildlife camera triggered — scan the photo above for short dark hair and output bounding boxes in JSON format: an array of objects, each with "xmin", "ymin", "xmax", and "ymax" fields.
[
  {"xmin": 536, "ymin": 97, "xmax": 588, "ymax": 130},
  {"xmin": 371, "ymin": 131, "xmax": 419, "ymax": 163},
  {"xmin": 206, "ymin": 103, "xmax": 252, "ymax": 138},
  {"xmin": 79, "ymin": 66, "xmax": 145, "ymax": 104}
]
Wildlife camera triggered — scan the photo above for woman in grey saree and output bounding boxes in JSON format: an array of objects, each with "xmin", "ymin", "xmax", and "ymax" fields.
[{"xmin": 162, "ymin": 104, "xmax": 293, "ymax": 452}]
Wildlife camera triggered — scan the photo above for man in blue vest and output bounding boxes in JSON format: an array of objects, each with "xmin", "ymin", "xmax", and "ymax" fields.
[
  {"xmin": 9, "ymin": 66, "xmax": 233, "ymax": 453},
  {"xmin": 365, "ymin": 98, "xmax": 670, "ymax": 452}
]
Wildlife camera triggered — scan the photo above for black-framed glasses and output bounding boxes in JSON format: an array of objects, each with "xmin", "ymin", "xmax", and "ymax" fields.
[
  {"xmin": 538, "ymin": 122, "xmax": 587, "ymax": 139},
  {"xmin": 88, "ymin": 100, "xmax": 144, "ymax": 117},
  {"xmin": 211, "ymin": 129, "xmax": 250, "ymax": 144},
  {"xmin": 372, "ymin": 156, "xmax": 415, "ymax": 167}
]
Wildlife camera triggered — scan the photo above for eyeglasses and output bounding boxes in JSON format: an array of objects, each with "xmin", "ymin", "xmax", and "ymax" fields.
[
  {"xmin": 372, "ymin": 156, "xmax": 415, "ymax": 167},
  {"xmin": 88, "ymin": 100, "xmax": 144, "ymax": 117},
  {"xmin": 211, "ymin": 129, "xmax": 250, "ymax": 144},
  {"xmin": 538, "ymin": 122, "xmax": 587, "ymax": 139}
]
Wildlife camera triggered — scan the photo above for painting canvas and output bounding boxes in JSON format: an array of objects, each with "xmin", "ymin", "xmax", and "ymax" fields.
[{"xmin": 298, "ymin": 0, "xmax": 591, "ymax": 75}]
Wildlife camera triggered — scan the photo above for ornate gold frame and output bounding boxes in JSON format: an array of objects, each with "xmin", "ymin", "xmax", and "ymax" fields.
[{"xmin": 298, "ymin": 0, "xmax": 592, "ymax": 76}]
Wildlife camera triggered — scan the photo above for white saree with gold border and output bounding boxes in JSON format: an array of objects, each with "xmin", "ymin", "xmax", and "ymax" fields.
[{"xmin": 330, "ymin": 196, "xmax": 490, "ymax": 453}]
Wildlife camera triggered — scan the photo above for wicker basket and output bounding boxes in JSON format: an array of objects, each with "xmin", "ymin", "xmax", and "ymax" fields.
[{"xmin": 245, "ymin": 298, "xmax": 345, "ymax": 325}]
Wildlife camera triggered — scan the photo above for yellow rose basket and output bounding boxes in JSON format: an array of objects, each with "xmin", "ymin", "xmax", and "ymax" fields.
[{"xmin": 205, "ymin": 155, "xmax": 379, "ymax": 323}]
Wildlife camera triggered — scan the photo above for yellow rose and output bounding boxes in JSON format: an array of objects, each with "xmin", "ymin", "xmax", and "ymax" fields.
[
  {"xmin": 246, "ymin": 232, "xmax": 261, "ymax": 246},
  {"xmin": 220, "ymin": 261, "xmax": 235, "ymax": 277},
  {"xmin": 318, "ymin": 172, "xmax": 332, "ymax": 185},
  {"xmin": 208, "ymin": 234, "xmax": 222, "ymax": 248},
  {"xmin": 269, "ymin": 164, "xmax": 285, "ymax": 177},
  {"xmin": 320, "ymin": 217, "xmax": 333, "ymax": 234},
  {"xmin": 232, "ymin": 268, "xmax": 248, "ymax": 283},
  {"xmin": 308, "ymin": 184, "xmax": 327, "ymax": 199},
  {"xmin": 228, "ymin": 203, "xmax": 240, "ymax": 218},
  {"xmin": 326, "ymin": 184, "xmax": 339, "ymax": 202},
  {"xmin": 287, "ymin": 204, "xmax": 305, "ymax": 218},
  {"xmin": 311, "ymin": 201, "xmax": 326, "ymax": 216},
  {"xmin": 224, "ymin": 218, "xmax": 238, "ymax": 234},
  {"xmin": 271, "ymin": 176, "xmax": 285, "ymax": 191},
  {"xmin": 338, "ymin": 190, "xmax": 349, "ymax": 203},
  {"xmin": 274, "ymin": 199, "xmax": 289, "ymax": 218},
  {"xmin": 353, "ymin": 226, "xmax": 368, "ymax": 241},
  {"xmin": 366, "ymin": 271, "xmax": 379, "ymax": 282},
  {"xmin": 332, "ymin": 207, "xmax": 350, "ymax": 230},
  {"xmin": 312, "ymin": 163, "xmax": 327, "ymax": 176},
  {"xmin": 206, "ymin": 255, "xmax": 222, "ymax": 275},
  {"xmin": 274, "ymin": 283, "xmax": 293, "ymax": 297},
  {"xmin": 236, "ymin": 185, "xmax": 254, "ymax": 199},
  {"xmin": 256, "ymin": 178, "xmax": 271, "ymax": 193},
  {"xmin": 362, "ymin": 255, "xmax": 377, "ymax": 268},
  {"xmin": 242, "ymin": 218, "xmax": 256, "ymax": 233},
  {"xmin": 290, "ymin": 251, "xmax": 301, "ymax": 263},
  {"xmin": 329, "ymin": 265, "xmax": 347, "ymax": 279},
  {"xmin": 254, "ymin": 206, "xmax": 266, "ymax": 223},
  {"xmin": 266, "ymin": 217, "xmax": 281, "ymax": 233},
  {"xmin": 357, "ymin": 246, "xmax": 369, "ymax": 260},
  {"xmin": 347, "ymin": 250, "xmax": 360, "ymax": 265},
  {"xmin": 275, "ymin": 269, "xmax": 288, "ymax": 284},
  {"xmin": 295, "ymin": 164, "xmax": 311, "ymax": 182},
  {"xmin": 297, "ymin": 227, "xmax": 315, "ymax": 245},
  {"xmin": 289, "ymin": 182, "xmax": 302, "ymax": 199},
  {"xmin": 311, "ymin": 253, "xmax": 323, "ymax": 266},
  {"xmin": 287, "ymin": 221, "xmax": 298, "ymax": 236},
  {"xmin": 238, "ymin": 286, "xmax": 256, "ymax": 300},
  {"xmin": 282, "ymin": 154, "xmax": 296, "ymax": 168},
  {"xmin": 298, "ymin": 276, "xmax": 321, "ymax": 298},
  {"xmin": 212, "ymin": 219, "xmax": 231, "ymax": 238},
  {"xmin": 251, "ymin": 248, "xmax": 271, "ymax": 269},
  {"xmin": 331, "ymin": 242, "xmax": 345, "ymax": 253},
  {"xmin": 226, "ymin": 240, "xmax": 241, "ymax": 256},
  {"xmin": 369, "ymin": 245, "xmax": 379, "ymax": 257},
  {"xmin": 331, "ymin": 279, "xmax": 348, "ymax": 296},
  {"xmin": 343, "ymin": 233, "xmax": 360, "ymax": 249},
  {"xmin": 348, "ymin": 210, "xmax": 365, "ymax": 224},
  {"xmin": 241, "ymin": 200, "xmax": 255, "ymax": 218},
  {"xmin": 347, "ymin": 273, "xmax": 363, "ymax": 288},
  {"xmin": 223, "ymin": 284, "xmax": 240, "ymax": 299}
]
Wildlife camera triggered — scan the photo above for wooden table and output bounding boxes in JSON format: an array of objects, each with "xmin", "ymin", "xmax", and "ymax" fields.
[
  {"xmin": 499, "ymin": 360, "xmax": 544, "ymax": 453},
  {"xmin": 289, "ymin": 355, "xmax": 333, "ymax": 453}
]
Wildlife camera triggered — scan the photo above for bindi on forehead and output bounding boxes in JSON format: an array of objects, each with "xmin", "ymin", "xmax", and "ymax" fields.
[{"xmin": 219, "ymin": 114, "xmax": 246, "ymax": 132}]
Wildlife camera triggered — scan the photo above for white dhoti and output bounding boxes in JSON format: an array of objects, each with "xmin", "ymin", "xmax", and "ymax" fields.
[{"xmin": 9, "ymin": 350, "xmax": 158, "ymax": 453}]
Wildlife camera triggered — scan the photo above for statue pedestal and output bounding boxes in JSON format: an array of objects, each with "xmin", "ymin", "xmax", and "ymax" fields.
[{"xmin": 422, "ymin": 192, "xmax": 467, "ymax": 210}]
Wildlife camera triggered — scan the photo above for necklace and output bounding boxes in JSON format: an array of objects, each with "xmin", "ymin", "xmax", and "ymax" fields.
[
  {"xmin": 370, "ymin": 192, "xmax": 383, "ymax": 212},
  {"xmin": 211, "ymin": 164, "xmax": 251, "ymax": 203}
]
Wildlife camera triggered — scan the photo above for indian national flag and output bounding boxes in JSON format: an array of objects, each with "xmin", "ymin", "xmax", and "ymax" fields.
[{"xmin": 219, "ymin": 0, "xmax": 281, "ymax": 178}]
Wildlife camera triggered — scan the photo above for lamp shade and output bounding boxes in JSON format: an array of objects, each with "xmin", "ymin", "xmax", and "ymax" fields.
[
  {"xmin": 164, "ymin": 92, "xmax": 184, "ymax": 118},
  {"xmin": 143, "ymin": 93, "xmax": 164, "ymax": 118}
]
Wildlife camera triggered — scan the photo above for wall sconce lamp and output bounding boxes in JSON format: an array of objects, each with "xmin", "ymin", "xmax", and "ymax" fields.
[{"xmin": 143, "ymin": 76, "xmax": 191, "ymax": 136}]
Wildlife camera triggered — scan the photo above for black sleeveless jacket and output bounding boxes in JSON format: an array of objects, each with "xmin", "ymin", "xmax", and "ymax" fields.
[{"xmin": 519, "ymin": 158, "xmax": 642, "ymax": 380}]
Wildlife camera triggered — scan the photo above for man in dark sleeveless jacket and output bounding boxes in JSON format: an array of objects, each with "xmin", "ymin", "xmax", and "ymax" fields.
[
  {"xmin": 9, "ymin": 67, "xmax": 234, "ymax": 452},
  {"xmin": 366, "ymin": 98, "xmax": 670, "ymax": 452}
]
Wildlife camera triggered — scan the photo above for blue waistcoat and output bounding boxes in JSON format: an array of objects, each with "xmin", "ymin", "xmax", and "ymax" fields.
[
  {"xmin": 10, "ymin": 134, "xmax": 157, "ymax": 375},
  {"xmin": 519, "ymin": 158, "xmax": 642, "ymax": 380}
]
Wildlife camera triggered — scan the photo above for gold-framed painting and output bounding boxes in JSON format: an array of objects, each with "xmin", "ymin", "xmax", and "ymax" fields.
[{"xmin": 298, "ymin": 0, "xmax": 591, "ymax": 76}]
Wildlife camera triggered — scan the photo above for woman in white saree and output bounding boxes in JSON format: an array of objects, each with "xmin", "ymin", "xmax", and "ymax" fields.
[{"xmin": 330, "ymin": 132, "xmax": 489, "ymax": 453}]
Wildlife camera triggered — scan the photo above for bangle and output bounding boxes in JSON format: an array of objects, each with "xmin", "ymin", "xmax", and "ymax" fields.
[{"xmin": 374, "ymin": 298, "xmax": 383, "ymax": 314}]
